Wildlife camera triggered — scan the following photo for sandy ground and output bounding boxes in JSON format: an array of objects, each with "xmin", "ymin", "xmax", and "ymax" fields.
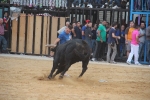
[{"xmin": 0, "ymin": 55, "xmax": 150, "ymax": 100}]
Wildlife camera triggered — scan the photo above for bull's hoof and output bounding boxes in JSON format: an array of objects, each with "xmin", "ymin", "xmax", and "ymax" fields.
[
  {"xmin": 48, "ymin": 75, "xmax": 52, "ymax": 79},
  {"xmin": 59, "ymin": 75, "xmax": 63, "ymax": 79}
]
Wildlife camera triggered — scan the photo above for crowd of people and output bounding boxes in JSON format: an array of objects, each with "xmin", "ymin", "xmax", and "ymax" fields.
[
  {"xmin": 9, "ymin": 0, "xmax": 129, "ymax": 9},
  {"xmin": 54, "ymin": 19, "xmax": 150, "ymax": 66}
]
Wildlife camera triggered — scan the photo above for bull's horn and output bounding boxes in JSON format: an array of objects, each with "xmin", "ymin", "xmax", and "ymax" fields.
[{"xmin": 45, "ymin": 44, "xmax": 56, "ymax": 47}]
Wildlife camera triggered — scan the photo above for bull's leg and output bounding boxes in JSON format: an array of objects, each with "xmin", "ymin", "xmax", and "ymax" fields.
[
  {"xmin": 59, "ymin": 63, "xmax": 71, "ymax": 79},
  {"xmin": 48, "ymin": 60, "xmax": 59, "ymax": 79},
  {"xmin": 52, "ymin": 65, "xmax": 65, "ymax": 78},
  {"xmin": 79, "ymin": 61, "xmax": 89, "ymax": 77}
]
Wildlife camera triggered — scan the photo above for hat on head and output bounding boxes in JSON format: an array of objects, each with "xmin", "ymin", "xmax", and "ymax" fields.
[{"xmin": 85, "ymin": 20, "xmax": 90, "ymax": 23}]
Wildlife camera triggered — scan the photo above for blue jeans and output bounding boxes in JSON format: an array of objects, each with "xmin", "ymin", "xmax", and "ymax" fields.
[
  {"xmin": 139, "ymin": 42, "xmax": 145, "ymax": 61},
  {"xmin": 72, "ymin": 0, "xmax": 81, "ymax": 5},
  {"xmin": 0, "ymin": 35, "xmax": 7, "ymax": 50},
  {"xmin": 146, "ymin": 40, "xmax": 150, "ymax": 63},
  {"xmin": 92, "ymin": 39, "xmax": 96, "ymax": 53},
  {"xmin": 120, "ymin": 43, "xmax": 125, "ymax": 58},
  {"xmin": 110, "ymin": 0, "xmax": 121, "ymax": 6},
  {"xmin": 95, "ymin": 0, "xmax": 101, "ymax": 4}
]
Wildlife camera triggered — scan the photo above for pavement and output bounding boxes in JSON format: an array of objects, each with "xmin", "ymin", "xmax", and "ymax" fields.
[{"xmin": 0, "ymin": 54, "xmax": 150, "ymax": 68}]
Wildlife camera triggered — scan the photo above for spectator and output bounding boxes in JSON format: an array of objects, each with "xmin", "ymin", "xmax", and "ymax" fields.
[
  {"xmin": 146, "ymin": 21, "xmax": 150, "ymax": 66},
  {"xmin": 72, "ymin": 21, "xmax": 82, "ymax": 39},
  {"xmin": 138, "ymin": 22, "xmax": 146, "ymax": 61},
  {"xmin": 115, "ymin": 25, "xmax": 121, "ymax": 57},
  {"xmin": 81, "ymin": 19, "xmax": 90, "ymax": 40},
  {"xmin": 105, "ymin": 22, "xmax": 111, "ymax": 55},
  {"xmin": 84, "ymin": 21, "xmax": 93, "ymax": 52},
  {"xmin": 3, "ymin": 11, "xmax": 10, "ymax": 41},
  {"xmin": 3, "ymin": 11, "xmax": 10, "ymax": 31},
  {"xmin": 125, "ymin": 21, "xmax": 135, "ymax": 57},
  {"xmin": 91, "ymin": 20, "xmax": 107, "ymax": 61},
  {"xmin": 107, "ymin": 22, "xmax": 120, "ymax": 64},
  {"xmin": 72, "ymin": 0, "xmax": 81, "ymax": 7},
  {"xmin": 91, "ymin": 23, "xmax": 97, "ymax": 53},
  {"xmin": 120, "ymin": 24, "xmax": 126, "ymax": 58},
  {"xmin": 58, "ymin": 21, "xmax": 70, "ymax": 34},
  {"xmin": 0, "ymin": 18, "xmax": 7, "ymax": 53},
  {"xmin": 110, "ymin": 0, "xmax": 121, "ymax": 9},
  {"xmin": 71, "ymin": 22, "xmax": 76, "ymax": 38},
  {"xmin": 126, "ymin": 25, "xmax": 141, "ymax": 65},
  {"xmin": 54, "ymin": 25, "xmax": 73, "ymax": 45}
]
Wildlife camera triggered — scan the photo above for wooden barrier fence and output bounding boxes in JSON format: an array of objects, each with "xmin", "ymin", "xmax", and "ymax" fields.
[{"xmin": 11, "ymin": 13, "xmax": 66, "ymax": 55}]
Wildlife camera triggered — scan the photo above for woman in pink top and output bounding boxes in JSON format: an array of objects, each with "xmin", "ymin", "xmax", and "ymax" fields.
[{"xmin": 126, "ymin": 25, "xmax": 141, "ymax": 65}]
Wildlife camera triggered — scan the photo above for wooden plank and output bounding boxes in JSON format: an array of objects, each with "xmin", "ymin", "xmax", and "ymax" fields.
[
  {"xmin": 51, "ymin": 17, "xmax": 58, "ymax": 43},
  {"xmin": 34, "ymin": 16, "xmax": 42, "ymax": 54},
  {"xmin": 59, "ymin": 17, "xmax": 66, "ymax": 29},
  {"xmin": 26, "ymin": 15, "xmax": 33, "ymax": 54},
  {"xmin": 42, "ymin": 16, "xmax": 48, "ymax": 55},
  {"xmin": 46, "ymin": 16, "xmax": 50, "ymax": 55},
  {"xmin": 11, "ymin": 19, "xmax": 18, "ymax": 52},
  {"xmin": 18, "ymin": 14, "xmax": 26, "ymax": 53}
]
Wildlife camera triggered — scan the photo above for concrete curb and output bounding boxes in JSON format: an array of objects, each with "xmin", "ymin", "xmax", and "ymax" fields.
[{"xmin": 0, "ymin": 54, "xmax": 150, "ymax": 69}]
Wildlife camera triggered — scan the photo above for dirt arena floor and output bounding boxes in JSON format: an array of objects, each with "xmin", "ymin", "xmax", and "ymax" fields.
[{"xmin": 0, "ymin": 56, "xmax": 150, "ymax": 100}]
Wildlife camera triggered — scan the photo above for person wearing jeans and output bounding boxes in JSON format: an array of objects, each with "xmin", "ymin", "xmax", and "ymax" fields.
[
  {"xmin": 92, "ymin": 20, "xmax": 107, "ymax": 61},
  {"xmin": 146, "ymin": 22, "xmax": 150, "ymax": 66},
  {"xmin": 91, "ymin": 24, "xmax": 97, "ymax": 54},
  {"xmin": 107, "ymin": 22, "xmax": 120, "ymax": 64},
  {"xmin": 0, "ymin": 18, "xmax": 7, "ymax": 53},
  {"xmin": 138, "ymin": 22, "xmax": 146, "ymax": 61},
  {"xmin": 126, "ymin": 25, "xmax": 141, "ymax": 65}
]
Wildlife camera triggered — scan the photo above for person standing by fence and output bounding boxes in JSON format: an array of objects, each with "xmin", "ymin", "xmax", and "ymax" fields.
[
  {"xmin": 72, "ymin": 21, "xmax": 82, "ymax": 39},
  {"xmin": 91, "ymin": 23, "xmax": 97, "ymax": 54},
  {"xmin": 146, "ymin": 21, "xmax": 150, "ymax": 66},
  {"xmin": 84, "ymin": 21, "xmax": 93, "ymax": 53},
  {"xmin": 126, "ymin": 25, "xmax": 141, "ymax": 65},
  {"xmin": 125, "ymin": 21, "xmax": 135, "ymax": 57},
  {"xmin": 107, "ymin": 22, "xmax": 120, "ymax": 64},
  {"xmin": 138, "ymin": 22, "xmax": 146, "ymax": 61},
  {"xmin": 81, "ymin": 20, "xmax": 90, "ymax": 40},
  {"xmin": 0, "ymin": 18, "xmax": 7, "ymax": 53},
  {"xmin": 91, "ymin": 20, "xmax": 107, "ymax": 61},
  {"xmin": 120, "ymin": 24, "xmax": 126, "ymax": 58}
]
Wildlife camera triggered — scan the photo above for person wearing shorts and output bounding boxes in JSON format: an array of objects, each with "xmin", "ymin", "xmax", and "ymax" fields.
[
  {"xmin": 125, "ymin": 21, "xmax": 135, "ymax": 57},
  {"xmin": 126, "ymin": 25, "xmax": 141, "ymax": 65}
]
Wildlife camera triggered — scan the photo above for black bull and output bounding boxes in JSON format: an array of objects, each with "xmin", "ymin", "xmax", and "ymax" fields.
[{"xmin": 48, "ymin": 39, "xmax": 91, "ymax": 79}]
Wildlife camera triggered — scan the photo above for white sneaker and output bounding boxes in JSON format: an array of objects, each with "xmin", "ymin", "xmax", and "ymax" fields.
[
  {"xmin": 135, "ymin": 63, "xmax": 142, "ymax": 65},
  {"xmin": 110, "ymin": 61, "xmax": 117, "ymax": 64},
  {"xmin": 91, "ymin": 58, "xmax": 96, "ymax": 61},
  {"xmin": 126, "ymin": 61, "xmax": 131, "ymax": 65}
]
